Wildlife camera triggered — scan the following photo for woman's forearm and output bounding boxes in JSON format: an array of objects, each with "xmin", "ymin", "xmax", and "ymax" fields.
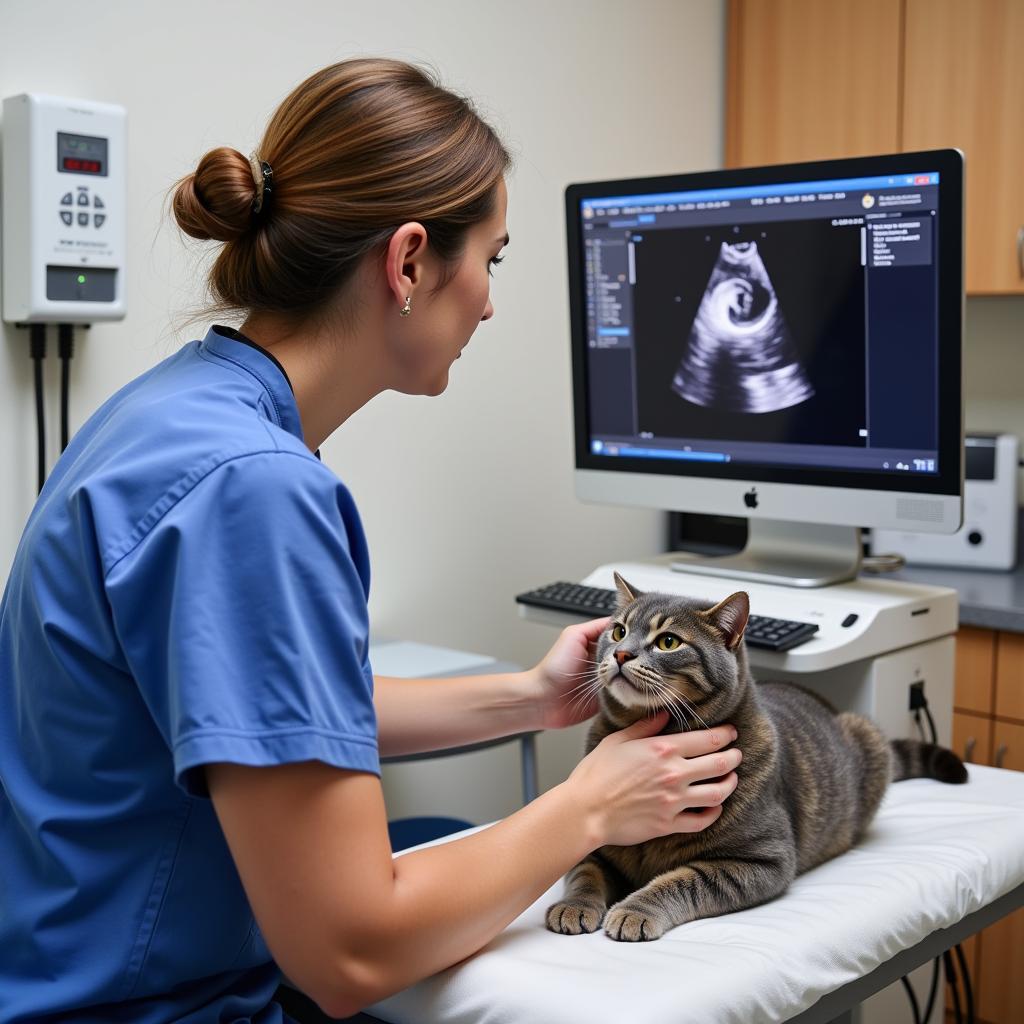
[
  {"xmin": 348, "ymin": 778, "xmax": 598, "ymax": 1010},
  {"xmin": 373, "ymin": 671, "xmax": 543, "ymax": 757}
]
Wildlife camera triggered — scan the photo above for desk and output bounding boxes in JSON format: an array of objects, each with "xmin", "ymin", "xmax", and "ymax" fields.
[
  {"xmin": 368, "ymin": 764, "xmax": 1024, "ymax": 1024},
  {"xmin": 370, "ymin": 639, "xmax": 537, "ymax": 805}
]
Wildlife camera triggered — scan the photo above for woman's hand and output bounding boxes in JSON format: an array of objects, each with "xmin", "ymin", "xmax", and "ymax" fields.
[
  {"xmin": 528, "ymin": 618, "xmax": 611, "ymax": 731},
  {"xmin": 566, "ymin": 712, "xmax": 742, "ymax": 847}
]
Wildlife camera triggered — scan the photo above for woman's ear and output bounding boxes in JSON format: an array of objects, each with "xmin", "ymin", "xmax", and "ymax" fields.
[{"xmin": 384, "ymin": 222, "xmax": 428, "ymax": 310}]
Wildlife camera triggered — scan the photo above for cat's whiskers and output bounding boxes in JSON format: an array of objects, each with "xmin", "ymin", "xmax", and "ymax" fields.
[
  {"xmin": 647, "ymin": 678, "xmax": 692, "ymax": 732},
  {"xmin": 676, "ymin": 692, "xmax": 710, "ymax": 730},
  {"xmin": 560, "ymin": 673, "xmax": 602, "ymax": 699},
  {"xmin": 624, "ymin": 665, "xmax": 690, "ymax": 732},
  {"xmin": 563, "ymin": 672, "xmax": 605, "ymax": 720}
]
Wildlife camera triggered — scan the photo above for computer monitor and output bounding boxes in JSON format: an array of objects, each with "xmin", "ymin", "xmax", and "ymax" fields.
[{"xmin": 566, "ymin": 149, "xmax": 964, "ymax": 587}]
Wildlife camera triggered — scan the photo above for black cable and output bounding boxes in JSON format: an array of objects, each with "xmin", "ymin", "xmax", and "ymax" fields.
[
  {"xmin": 58, "ymin": 323, "xmax": 74, "ymax": 452},
  {"xmin": 954, "ymin": 942, "xmax": 975, "ymax": 1024},
  {"xmin": 900, "ymin": 974, "xmax": 922, "ymax": 1024},
  {"xmin": 29, "ymin": 324, "xmax": 47, "ymax": 494},
  {"xmin": 923, "ymin": 703, "xmax": 938, "ymax": 746},
  {"xmin": 913, "ymin": 708, "xmax": 927, "ymax": 742},
  {"xmin": 944, "ymin": 948, "xmax": 963, "ymax": 1024},
  {"xmin": 921, "ymin": 956, "xmax": 941, "ymax": 1024}
]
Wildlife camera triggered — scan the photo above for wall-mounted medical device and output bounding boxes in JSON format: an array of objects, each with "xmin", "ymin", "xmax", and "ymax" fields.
[{"xmin": 2, "ymin": 93, "xmax": 126, "ymax": 323}]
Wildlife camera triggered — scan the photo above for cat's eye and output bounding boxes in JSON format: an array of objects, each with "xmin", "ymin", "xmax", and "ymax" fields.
[
  {"xmin": 611, "ymin": 623, "xmax": 627, "ymax": 642},
  {"xmin": 655, "ymin": 633, "xmax": 684, "ymax": 651}
]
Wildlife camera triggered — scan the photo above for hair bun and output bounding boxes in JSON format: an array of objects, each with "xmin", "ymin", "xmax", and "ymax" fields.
[{"xmin": 172, "ymin": 147, "xmax": 257, "ymax": 242}]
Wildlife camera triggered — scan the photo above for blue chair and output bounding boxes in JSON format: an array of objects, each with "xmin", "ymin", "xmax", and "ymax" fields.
[{"xmin": 387, "ymin": 815, "xmax": 476, "ymax": 852}]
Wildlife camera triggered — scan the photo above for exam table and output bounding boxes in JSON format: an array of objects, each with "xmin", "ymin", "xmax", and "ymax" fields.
[{"xmin": 368, "ymin": 763, "xmax": 1024, "ymax": 1024}]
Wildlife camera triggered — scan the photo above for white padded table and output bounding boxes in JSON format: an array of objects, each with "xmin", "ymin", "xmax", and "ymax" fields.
[{"xmin": 370, "ymin": 764, "xmax": 1024, "ymax": 1024}]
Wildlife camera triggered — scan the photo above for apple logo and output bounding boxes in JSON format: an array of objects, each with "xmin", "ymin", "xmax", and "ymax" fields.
[{"xmin": 743, "ymin": 487, "xmax": 758, "ymax": 509}]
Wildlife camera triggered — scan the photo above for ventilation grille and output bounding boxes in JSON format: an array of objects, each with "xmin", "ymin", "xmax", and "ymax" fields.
[{"xmin": 896, "ymin": 497, "xmax": 946, "ymax": 524}]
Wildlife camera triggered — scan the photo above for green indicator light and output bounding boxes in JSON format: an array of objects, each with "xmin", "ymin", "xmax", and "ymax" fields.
[{"xmin": 77, "ymin": 274, "xmax": 86, "ymax": 285}]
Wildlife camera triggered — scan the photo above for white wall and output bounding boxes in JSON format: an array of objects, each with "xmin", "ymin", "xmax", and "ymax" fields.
[{"xmin": 0, "ymin": 0, "xmax": 726, "ymax": 822}]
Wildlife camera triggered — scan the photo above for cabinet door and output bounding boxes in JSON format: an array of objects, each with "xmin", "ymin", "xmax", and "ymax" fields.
[
  {"xmin": 903, "ymin": 0, "xmax": 1024, "ymax": 294},
  {"xmin": 994, "ymin": 632, "xmax": 1024, "ymax": 723},
  {"xmin": 725, "ymin": 0, "xmax": 901, "ymax": 168},
  {"xmin": 954, "ymin": 627, "xmax": 997, "ymax": 715},
  {"xmin": 992, "ymin": 718, "xmax": 1024, "ymax": 772},
  {"xmin": 952, "ymin": 711, "xmax": 993, "ymax": 766}
]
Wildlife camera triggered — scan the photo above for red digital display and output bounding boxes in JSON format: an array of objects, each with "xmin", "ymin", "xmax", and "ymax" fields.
[{"xmin": 63, "ymin": 157, "xmax": 102, "ymax": 174}]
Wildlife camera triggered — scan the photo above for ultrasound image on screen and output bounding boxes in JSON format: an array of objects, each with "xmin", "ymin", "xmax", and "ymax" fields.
[
  {"xmin": 631, "ymin": 220, "xmax": 867, "ymax": 448},
  {"xmin": 672, "ymin": 241, "xmax": 814, "ymax": 413}
]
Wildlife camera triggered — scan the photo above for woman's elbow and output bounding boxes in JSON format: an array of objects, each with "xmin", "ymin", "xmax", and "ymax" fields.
[{"xmin": 305, "ymin": 952, "xmax": 396, "ymax": 1020}]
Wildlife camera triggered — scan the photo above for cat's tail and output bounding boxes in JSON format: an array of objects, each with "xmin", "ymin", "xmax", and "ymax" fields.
[{"xmin": 890, "ymin": 739, "xmax": 968, "ymax": 784}]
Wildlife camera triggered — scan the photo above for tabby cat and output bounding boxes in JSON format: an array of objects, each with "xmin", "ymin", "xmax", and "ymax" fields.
[{"xmin": 546, "ymin": 573, "xmax": 967, "ymax": 942}]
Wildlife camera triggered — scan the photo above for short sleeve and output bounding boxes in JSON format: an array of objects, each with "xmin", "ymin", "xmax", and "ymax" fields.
[{"xmin": 104, "ymin": 451, "xmax": 379, "ymax": 796}]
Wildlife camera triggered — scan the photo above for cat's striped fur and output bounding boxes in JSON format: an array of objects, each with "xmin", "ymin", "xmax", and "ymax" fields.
[{"xmin": 546, "ymin": 574, "xmax": 967, "ymax": 942}]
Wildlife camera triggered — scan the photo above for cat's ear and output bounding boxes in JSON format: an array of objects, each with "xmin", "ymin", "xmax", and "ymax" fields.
[
  {"xmin": 612, "ymin": 571, "xmax": 641, "ymax": 609},
  {"xmin": 704, "ymin": 591, "xmax": 750, "ymax": 650}
]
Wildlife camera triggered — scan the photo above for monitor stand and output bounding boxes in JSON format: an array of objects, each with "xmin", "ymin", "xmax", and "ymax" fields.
[{"xmin": 669, "ymin": 519, "xmax": 862, "ymax": 588}]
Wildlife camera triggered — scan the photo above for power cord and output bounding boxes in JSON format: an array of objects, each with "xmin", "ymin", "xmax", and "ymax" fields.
[
  {"xmin": 921, "ymin": 955, "xmax": 941, "ymax": 1024},
  {"xmin": 909, "ymin": 682, "xmax": 939, "ymax": 745},
  {"xmin": 899, "ymin": 975, "xmax": 922, "ymax": 1024},
  {"xmin": 944, "ymin": 949, "xmax": 963, "ymax": 1024},
  {"xmin": 862, "ymin": 551, "xmax": 907, "ymax": 573},
  {"xmin": 29, "ymin": 324, "xmax": 47, "ymax": 495},
  {"xmin": 954, "ymin": 942, "xmax": 975, "ymax": 1024},
  {"xmin": 58, "ymin": 323, "xmax": 74, "ymax": 452}
]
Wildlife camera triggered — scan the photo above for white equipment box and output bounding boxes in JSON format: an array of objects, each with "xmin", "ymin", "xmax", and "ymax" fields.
[{"xmin": 2, "ymin": 93, "xmax": 126, "ymax": 323}]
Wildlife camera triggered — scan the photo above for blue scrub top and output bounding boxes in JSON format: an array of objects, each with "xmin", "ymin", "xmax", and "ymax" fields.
[{"xmin": 0, "ymin": 327, "xmax": 380, "ymax": 1022}]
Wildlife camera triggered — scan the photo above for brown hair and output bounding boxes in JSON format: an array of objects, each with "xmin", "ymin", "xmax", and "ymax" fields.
[{"xmin": 171, "ymin": 58, "xmax": 511, "ymax": 320}]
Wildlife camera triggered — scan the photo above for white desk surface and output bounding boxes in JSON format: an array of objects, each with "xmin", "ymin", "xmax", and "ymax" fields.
[
  {"xmin": 368, "ymin": 640, "xmax": 498, "ymax": 679},
  {"xmin": 370, "ymin": 764, "xmax": 1024, "ymax": 1024}
]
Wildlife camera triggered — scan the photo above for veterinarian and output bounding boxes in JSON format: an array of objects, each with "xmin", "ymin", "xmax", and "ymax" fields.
[{"xmin": 0, "ymin": 58, "xmax": 743, "ymax": 1023}]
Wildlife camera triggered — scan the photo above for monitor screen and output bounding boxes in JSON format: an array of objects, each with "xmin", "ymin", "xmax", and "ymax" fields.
[{"xmin": 566, "ymin": 150, "xmax": 963, "ymax": 508}]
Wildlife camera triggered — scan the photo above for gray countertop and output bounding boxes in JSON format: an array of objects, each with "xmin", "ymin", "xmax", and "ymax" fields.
[
  {"xmin": 874, "ymin": 512, "xmax": 1024, "ymax": 633},
  {"xmin": 884, "ymin": 561, "xmax": 1024, "ymax": 633}
]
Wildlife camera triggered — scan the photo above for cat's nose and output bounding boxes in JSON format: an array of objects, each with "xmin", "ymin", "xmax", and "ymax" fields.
[{"xmin": 615, "ymin": 650, "xmax": 635, "ymax": 665}]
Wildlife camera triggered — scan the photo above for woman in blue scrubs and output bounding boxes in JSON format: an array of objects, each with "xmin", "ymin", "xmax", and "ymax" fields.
[{"xmin": 0, "ymin": 58, "xmax": 742, "ymax": 1022}]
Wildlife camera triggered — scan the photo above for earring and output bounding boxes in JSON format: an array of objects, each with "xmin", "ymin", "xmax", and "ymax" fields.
[{"xmin": 399, "ymin": 296, "xmax": 412, "ymax": 318}]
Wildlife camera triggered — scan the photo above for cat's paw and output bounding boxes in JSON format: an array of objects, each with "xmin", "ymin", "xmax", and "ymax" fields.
[
  {"xmin": 545, "ymin": 900, "xmax": 605, "ymax": 935},
  {"xmin": 603, "ymin": 903, "xmax": 670, "ymax": 942}
]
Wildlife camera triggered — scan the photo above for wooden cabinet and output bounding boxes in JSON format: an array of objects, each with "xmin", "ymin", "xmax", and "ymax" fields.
[
  {"xmin": 954, "ymin": 626, "xmax": 997, "ymax": 716},
  {"xmin": 903, "ymin": 0, "xmax": 1024, "ymax": 295},
  {"xmin": 951, "ymin": 627, "xmax": 1024, "ymax": 1024},
  {"xmin": 726, "ymin": 0, "xmax": 1024, "ymax": 294},
  {"xmin": 994, "ymin": 632, "xmax": 1024, "ymax": 723},
  {"xmin": 725, "ymin": 0, "xmax": 901, "ymax": 167}
]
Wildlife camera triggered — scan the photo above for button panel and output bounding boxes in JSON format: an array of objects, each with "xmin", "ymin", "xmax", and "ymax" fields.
[{"xmin": 56, "ymin": 186, "xmax": 107, "ymax": 229}]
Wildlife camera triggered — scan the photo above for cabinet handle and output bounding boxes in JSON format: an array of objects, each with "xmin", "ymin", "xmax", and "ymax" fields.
[
  {"xmin": 964, "ymin": 737, "xmax": 976, "ymax": 762},
  {"xmin": 995, "ymin": 743, "xmax": 1008, "ymax": 769},
  {"xmin": 1018, "ymin": 227, "xmax": 1024, "ymax": 279}
]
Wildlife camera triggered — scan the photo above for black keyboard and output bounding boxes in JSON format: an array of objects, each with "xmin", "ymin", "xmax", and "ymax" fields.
[{"xmin": 515, "ymin": 581, "xmax": 819, "ymax": 652}]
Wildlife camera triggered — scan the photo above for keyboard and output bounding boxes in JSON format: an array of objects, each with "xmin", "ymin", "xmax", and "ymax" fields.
[{"xmin": 515, "ymin": 581, "xmax": 819, "ymax": 652}]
